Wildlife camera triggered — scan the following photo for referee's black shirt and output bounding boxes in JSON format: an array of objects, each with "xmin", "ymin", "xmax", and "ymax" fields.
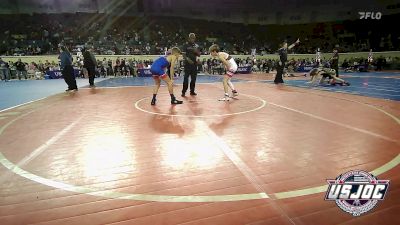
[
  {"xmin": 183, "ymin": 42, "xmax": 199, "ymax": 67},
  {"xmin": 278, "ymin": 48, "xmax": 288, "ymax": 64}
]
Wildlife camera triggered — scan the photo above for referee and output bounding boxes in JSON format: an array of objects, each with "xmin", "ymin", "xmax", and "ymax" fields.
[
  {"xmin": 181, "ymin": 33, "xmax": 201, "ymax": 96},
  {"xmin": 274, "ymin": 38, "xmax": 300, "ymax": 84}
]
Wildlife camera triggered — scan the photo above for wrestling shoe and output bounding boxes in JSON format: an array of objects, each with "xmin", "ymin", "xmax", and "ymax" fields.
[
  {"xmin": 218, "ymin": 94, "xmax": 230, "ymax": 101},
  {"xmin": 171, "ymin": 99, "xmax": 183, "ymax": 104},
  {"xmin": 232, "ymin": 90, "xmax": 238, "ymax": 97}
]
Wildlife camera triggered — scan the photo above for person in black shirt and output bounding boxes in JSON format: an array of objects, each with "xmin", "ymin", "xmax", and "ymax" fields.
[
  {"xmin": 0, "ymin": 57, "xmax": 9, "ymax": 81},
  {"xmin": 59, "ymin": 46, "xmax": 77, "ymax": 91},
  {"xmin": 274, "ymin": 38, "xmax": 300, "ymax": 84},
  {"xmin": 181, "ymin": 33, "xmax": 201, "ymax": 96},
  {"xmin": 107, "ymin": 59, "xmax": 113, "ymax": 76},
  {"xmin": 15, "ymin": 59, "xmax": 27, "ymax": 80},
  {"xmin": 331, "ymin": 48, "xmax": 339, "ymax": 77},
  {"xmin": 83, "ymin": 46, "xmax": 97, "ymax": 87}
]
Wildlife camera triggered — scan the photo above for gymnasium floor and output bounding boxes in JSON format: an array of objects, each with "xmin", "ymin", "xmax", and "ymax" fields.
[{"xmin": 0, "ymin": 72, "xmax": 399, "ymax": 225}]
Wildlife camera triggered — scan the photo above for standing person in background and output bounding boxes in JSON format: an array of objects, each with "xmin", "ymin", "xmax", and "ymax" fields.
[
  {"xmin": 120, "ymin": 58, "xmax": 126, "ymax": 76},
  {"xmin": 367, "ymin": 49, "xmax": 374, "ymax": 70},
  {"xmin": 15, "ymin": 59, "xmax": 27, "ymax": 80},
  {"xmin": 274, "ymin": 38, "xmax": 300, "ymax": 84},
  {"xmin": 83, "ymin": 45, "xmax": 97, "ymax": 87},
  {"xmin": 367, "ymin": 49, "xmax": 374, "ymax": 71},
  {"xmin": 59, "ymin": 46, "xmax": 77, "ymax": 91},
  {"xmin": 368, "ymin": 49, "xmax": 373, "ymax": 63},
  {"xmin": 0, "ymin": 57, "xmax": 9, "ymax": 81},
  {"xmin": 331, "ymin": 48, "xmax": 339, "ymax": 77},
  {"xmin": 251, "ymin": 47, "xmax": 257, "ymax": 64},
  {"xmin": 100, "ymin": 58, "xmax": 107, "ymax": 77},
  {"xmin": 315, "ymin": 48, "xmax": 321, "ymax": 67},
  {"xmin": 77, "ymin": 47, "xmax": 86, "ymax": 78},
  {"xmin": 107, "ymin": 58, "xmax": 113, "ymax": 76},
  {"xmin": 181, "ymin": 33, "xmax": 201, "ymax": 97}
]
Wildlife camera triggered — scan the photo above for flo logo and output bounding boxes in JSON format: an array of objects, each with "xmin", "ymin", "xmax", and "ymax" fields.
[
  {"xmin": 359, "ymin": 12, "xmax": 382, "ymax": 19},
  {"xmin": 325, "ymin": 170, "xmax": 389, "ymax": 216}
]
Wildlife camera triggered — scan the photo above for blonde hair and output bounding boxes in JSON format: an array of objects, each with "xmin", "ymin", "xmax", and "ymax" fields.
[
  {"xmin": 209, "ymin": 44, "xmax": 220, "ymax": 53},
  {"xmin": 170, "ymin": 47, "xmax": 181, "ymax": 55}
]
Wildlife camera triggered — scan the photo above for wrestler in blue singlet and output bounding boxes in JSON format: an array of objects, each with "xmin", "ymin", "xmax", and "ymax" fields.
[{"xmin": 150, "ymin": 56, "xmax": 170, "ymax": 77}]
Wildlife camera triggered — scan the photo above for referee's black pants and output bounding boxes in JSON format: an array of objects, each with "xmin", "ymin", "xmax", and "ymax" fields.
[
  {"xmin": 86, "ymin": 66, "xmax": 96, "ymax": 85},
  {"xmin": 332, "ymin": 65, "xmax": 339, "ymax": 77},
  {"xmin": 62, "ymin": 65, "xmax": 77, "ymax": 90},
  {"xmin": 182, "ymin": 65, "xmax": 197, "ymax": 94},
  {"xmin": 274, "ymin": 63, "xmax": 285, "ymax": 84}
]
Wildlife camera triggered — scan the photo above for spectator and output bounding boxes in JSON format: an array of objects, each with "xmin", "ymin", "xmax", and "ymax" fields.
[
  {"xmin": 0, "ymin": 57, "xmax": 9, "ymax": 81},
  {"xmin": 15, "ymin": 59, "xmax": 27, "ymax": 80}
]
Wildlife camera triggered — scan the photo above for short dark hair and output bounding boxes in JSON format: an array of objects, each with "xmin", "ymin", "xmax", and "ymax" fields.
[{"xmin": 60, "ymin": 45, "xmax": 69, "ymax": 52}]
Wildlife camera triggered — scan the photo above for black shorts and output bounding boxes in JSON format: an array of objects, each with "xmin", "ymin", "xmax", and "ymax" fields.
[{"xmin": 322, "ymin": 73, "xmax": 333, "ymax": 79}]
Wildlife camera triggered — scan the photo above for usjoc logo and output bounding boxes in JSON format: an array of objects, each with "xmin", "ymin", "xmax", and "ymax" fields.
[
  {"xmin": 325, "ymin": 170, "xmax": 389, "ymax": 216},
  {"xmin": 359, "ymin": 12, "xmax": 382, "ymax": 19},
  {"xmin": 143, "ymin": 69, "xmax": 152, "ymax": 75},
  {"xmin": 237, "ymin": 67, "xmax": 247, "ymax": 72}
]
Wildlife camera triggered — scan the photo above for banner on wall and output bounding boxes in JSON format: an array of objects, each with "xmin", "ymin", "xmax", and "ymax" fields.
[
  {"xmin": 236, "ymin": 66, "xmax": 252, "ymax": 74},
  {"xmin": 138, "ymin": 66, "xmax": 252, "ymax": 76},
  {"xmin": 137, "ymin": 69, "xmax": 153, "ymax": 77},
  {"xmin": 296, "ymin": 66, "xmax": 314, "ymax": 72},
  {"xmin": 45, "ymin": 69, "xmax": 80, "ymax": 79}
]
